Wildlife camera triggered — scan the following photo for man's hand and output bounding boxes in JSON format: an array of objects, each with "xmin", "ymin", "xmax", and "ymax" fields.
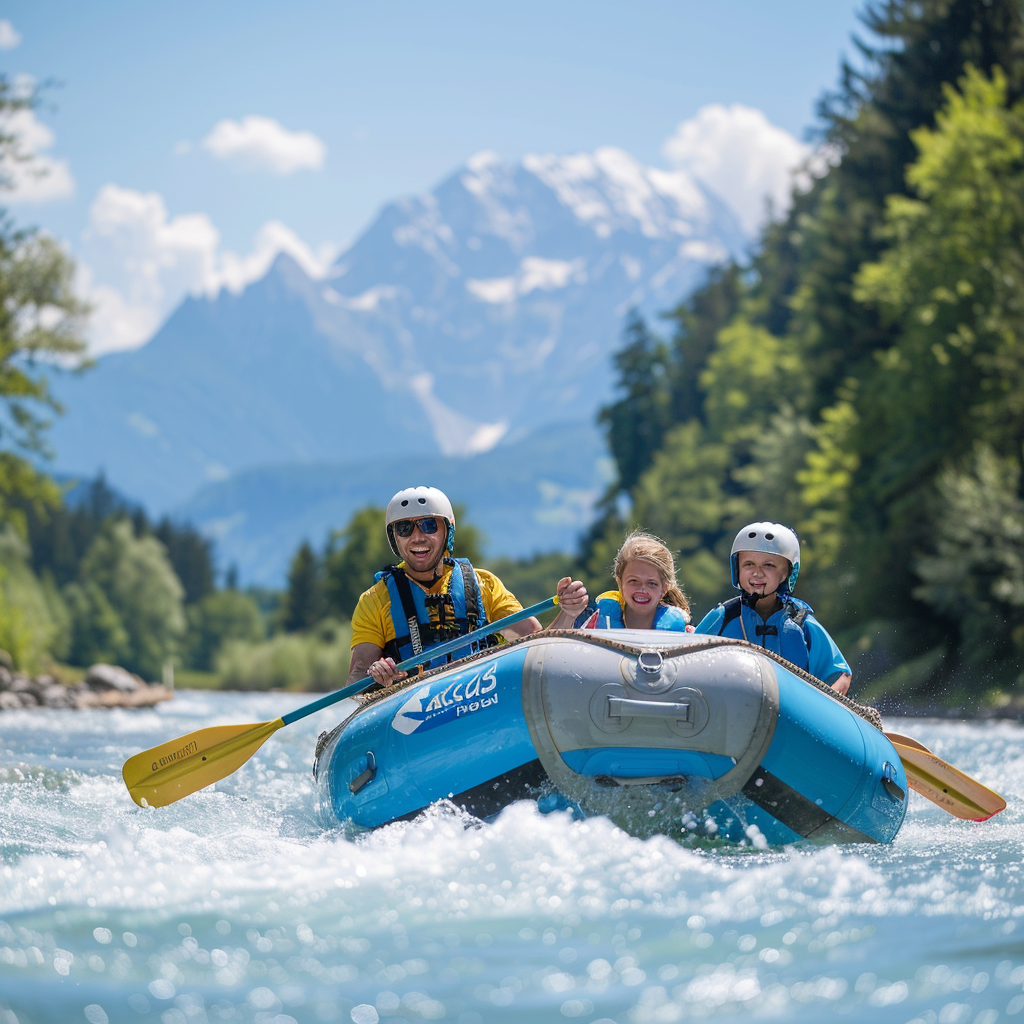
[
  {"xmin": 367, "ymin": 656, "xmax": 407, "ymax": 688},
  {"xmin": 347, "ymin": 642, "xmax": 404, "ymax": 688}
]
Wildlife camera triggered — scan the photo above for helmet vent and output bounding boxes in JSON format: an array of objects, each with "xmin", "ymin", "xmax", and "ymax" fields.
[{"xmin": 765, "ymin": 532, "xmax": 775, "ymax": 540}]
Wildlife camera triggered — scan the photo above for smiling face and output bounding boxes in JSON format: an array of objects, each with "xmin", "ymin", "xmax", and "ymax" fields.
[
  {"xmin": 619, "ymin": 558, "xmax": 668, "ymax": 626},
  {"xmin": 736, "ymin": 550, "xmax": 789, "ymax": 599},
  {"xmin": 394, "ymin": 517, "xmax": 447, "ymax": 579}
]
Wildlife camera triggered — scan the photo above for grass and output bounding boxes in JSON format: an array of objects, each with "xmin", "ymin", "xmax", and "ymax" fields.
[{"xmin": 170, "ymin": 669, "xmax": 222, "ymax": 690}]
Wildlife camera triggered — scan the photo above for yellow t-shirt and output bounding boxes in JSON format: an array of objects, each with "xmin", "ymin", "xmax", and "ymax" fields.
[{"xmin": 350, "ymin": 562, "xmax": 524, "ymax": 650}]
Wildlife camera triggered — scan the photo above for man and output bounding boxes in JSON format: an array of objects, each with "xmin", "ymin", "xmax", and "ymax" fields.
[
  {"xmin": 346, "ymin": 485, "xmax": 589, "ymax": 688},
  {"xmin": 694, "ymin": 521, "xmax": 852, "ymax": 694}
]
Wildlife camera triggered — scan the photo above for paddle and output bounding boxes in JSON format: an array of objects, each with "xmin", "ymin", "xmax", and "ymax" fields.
[
  {"xmin": 883, "ymin": 731, "xmax": 1006, "ymax": 821},
  {"xmin": 122, "ymin": 596, "xmax": 559, "ymax": 808}
]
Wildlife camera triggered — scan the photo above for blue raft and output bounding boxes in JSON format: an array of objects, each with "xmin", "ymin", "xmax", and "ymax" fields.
[{"xmin": 313, "ymin": 630, "xmax": 908, "ymax": 845}]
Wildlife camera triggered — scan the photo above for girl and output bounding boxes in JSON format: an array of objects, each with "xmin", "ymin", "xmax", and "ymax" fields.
[{"xmin": 582, "ymin": 531, "xmax": 693, "ymax": 631}]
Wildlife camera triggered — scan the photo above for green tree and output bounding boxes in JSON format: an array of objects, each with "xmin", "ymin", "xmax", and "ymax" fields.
[
  {"xmin": 0, "ymin": 76, "xmax": 89, "ymax": 664},
  {"xmin": 597, "ymin": 311, "xmax": 673, "ymax": 494},
  {"xmin": 77, "ymin": 519, "xmax": 186, "ymax": 678},
  {"xmin": 153, "ymin": 518, "xmax": 215, "ymax": 605},
  {"xmin": 282, "ymin": 540, "xmax": 324, "ymax": 633},
  {"xmin": 913, "ymin": 444, "xmax": 1024, "ymax": 678},
  {"xmin": 323, "ymin": 506, "xmax": 390, "ymax": 620},
  {"xmin": 843, "ymin": 65, "xmax": 1024, "ymax": 626},
  {"xmin": 64, "ymin": 579, "xmax": 130, "ymax": 669},
  {"xmin": 0, "ymin": 525, "xmax": 66, "ymax": 670},
  {"xmin": 698, "ymin": 316, "xmax": 809, "ymax": 449},
  {"xmin": 0, "ymin": 77, "xmax": 89, "ymax": 534},
  {"xmin": 855, "ymin": 66, "xmax": 1024, "ymax": 477},
  {"xmin": 664, "ymin": 263, "xmax": 744, "ymax": 425},
  {"xmin": 184, "ymin": 589, "xmax": 265, "ymax": 671}
]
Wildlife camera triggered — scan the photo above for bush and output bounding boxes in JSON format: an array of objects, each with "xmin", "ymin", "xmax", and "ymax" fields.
[
  {"xmin": 184, "ymin": 589, "xmax": 265, "ymax": 671},
  {"xmin": 0, "ymin": 527, "xmax": 66, "ymax": 672},
  {"xmin": 215, "ymin": 618, "xmax": 352, "ymax": 692}
]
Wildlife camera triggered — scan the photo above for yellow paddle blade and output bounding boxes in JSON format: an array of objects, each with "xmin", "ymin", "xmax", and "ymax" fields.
[
  {"xmin": 122, "ymin": 719, "xmax": 285, "ymax": 808},
  {"xmin": 890, "ymin": 740, "xmax": 1006, "ymax": 822}
]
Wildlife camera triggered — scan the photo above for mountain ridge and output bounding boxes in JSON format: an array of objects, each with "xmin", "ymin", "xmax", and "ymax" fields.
[
  {"xmin": 46, "ymin": 145, "xmax": 747, "ymax": 578},
  {"xmin": 173, "ymin": 418, "xmax": 611, "ymax": 586}
]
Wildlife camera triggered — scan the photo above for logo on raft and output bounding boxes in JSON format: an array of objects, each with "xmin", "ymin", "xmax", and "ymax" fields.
[{"xmin": 391, "ymin": 663, "xmax": 499, "ymax": 736}]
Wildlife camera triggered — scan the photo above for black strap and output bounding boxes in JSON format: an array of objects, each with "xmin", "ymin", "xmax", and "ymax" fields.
[
  {"xmin": 386, "ymin": 565, "xmax": 422, "ymax": 655},
  {"xmin": 718, "ymin": 596, "xmax": 742, "ymax": 635},
  {"xmin": 459, "ymin": 559, "xmax": 482, "ymax": 630},
  {"xmin": 755, "ymin": 624, "xmax": 778, "ymax": 638},
  {"xmin": 785, "ymin": 598, "xmax": 814, "ymax": 648}
]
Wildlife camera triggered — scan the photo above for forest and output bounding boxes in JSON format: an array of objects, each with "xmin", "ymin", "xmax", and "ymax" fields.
[
  {"xmin": 583, "ymin": 0, "xmax": 1024, "ymax": 703},
  {"xmin": 3, "ymin": 0, "xmax": 1024, "ymax": 705}
]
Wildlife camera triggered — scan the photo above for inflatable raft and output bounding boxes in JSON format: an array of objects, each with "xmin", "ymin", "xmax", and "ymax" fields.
[{"xmin": 313, "ymin": 630, "xmax": 908, "ymax": 845}]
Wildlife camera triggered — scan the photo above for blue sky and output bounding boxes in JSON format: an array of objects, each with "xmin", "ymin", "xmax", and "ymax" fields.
[{"xmin": 2, "ymin": 1, "xmax": 867, "ymax": 353}]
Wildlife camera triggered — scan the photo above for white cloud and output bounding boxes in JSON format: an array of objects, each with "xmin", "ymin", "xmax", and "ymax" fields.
[
  {"xmin": 77, "ymin": 268, "xmax": 163, "ymax": 360},
  {"xmin": 0, "ymin": 20, "xmax": 21, "ymax": 49},
  {"xmin": 211, "ymin": 219, "xmax": 337, "ymax": 293},
  {"xmin": 0, "ymin": 106, "xmax": 75, "ymax": 203},
  {"xmin": 662, "ymin": 103, "xmax": 811, "ymax": 235},
  {"xmin": 79, "ymin": 184, "xmax": 338, "ymax": 355},
  {"xmin": 201, "ymin": 115, "xmax": 326, "ymax": 175}
]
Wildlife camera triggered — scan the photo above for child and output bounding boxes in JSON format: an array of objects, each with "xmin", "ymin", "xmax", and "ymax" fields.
[
  {"xmin": 694, "ymin": 521, "xmax": 852, "ymax": 693},
  {"xmin": 582, "ymin": 531, "xmax": 693, "ymax": 631}
]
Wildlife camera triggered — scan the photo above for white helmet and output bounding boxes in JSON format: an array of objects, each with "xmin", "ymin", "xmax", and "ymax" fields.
[
  {"xmin": 730, "ymin": 522, "xmax": 800, "ymax": 595},
  {"xmin": 385, "ymin": 486, "xmax": 456, "ymax": 557}
]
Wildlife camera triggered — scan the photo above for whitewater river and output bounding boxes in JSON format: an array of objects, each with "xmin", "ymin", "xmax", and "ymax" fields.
[{"xmin": 0, "ymin": 690, "xmax": 1021, "ymax": 1024}]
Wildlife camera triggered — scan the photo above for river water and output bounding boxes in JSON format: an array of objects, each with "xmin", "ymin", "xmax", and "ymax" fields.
[{"xmin": 0, "ymin": 690, "xmax": 1021, "ymax": 1024}]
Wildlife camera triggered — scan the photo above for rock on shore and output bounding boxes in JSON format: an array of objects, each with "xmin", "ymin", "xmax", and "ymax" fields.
[{"xmin": 0, "ymin": 663, "xmax": 173, "ymax": 711}]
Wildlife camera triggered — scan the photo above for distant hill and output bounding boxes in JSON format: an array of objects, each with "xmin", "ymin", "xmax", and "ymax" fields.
[
  {"xmin": 48, "ymin": 147, "xmax": 746, "ymax": 514},
  {"xmin": 174, "ymin": 419, "xmax": 611, "ymax": 587}
]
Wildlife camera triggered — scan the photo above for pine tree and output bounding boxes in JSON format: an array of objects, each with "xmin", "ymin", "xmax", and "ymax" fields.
[
  {"xmin": 282, "ymin": 541, "xmax": 324, "ymax": 633},
  {"xmin": 597, "ymin": 310, "xmax": 673, "ymax": 493}
]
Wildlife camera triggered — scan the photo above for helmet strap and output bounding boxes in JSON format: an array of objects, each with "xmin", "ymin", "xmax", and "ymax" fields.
[{"xmin": 740, "ymin": 585, "xmax": 781, "ymax": 608}]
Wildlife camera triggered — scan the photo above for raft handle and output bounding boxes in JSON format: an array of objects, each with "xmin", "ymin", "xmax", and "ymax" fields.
[
  {"xmin": 881, "ymin": 761, "xmax": 905, "ymax": 802},
  {"xmin": 349, "ymin": 751, "xmax": 378, "ymax": 794},
  {"xmin": 608, "ymin": 696, "xmax": 691, "ymax": 724}
]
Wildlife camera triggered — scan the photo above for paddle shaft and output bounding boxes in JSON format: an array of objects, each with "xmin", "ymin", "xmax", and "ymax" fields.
[
  {"xmin": 122, "ymin": 595, "xmax": 559, "ymax": 807},
  {"xmin": 278, "ymin": 596, "xmax": 557, "ymax": 725}
]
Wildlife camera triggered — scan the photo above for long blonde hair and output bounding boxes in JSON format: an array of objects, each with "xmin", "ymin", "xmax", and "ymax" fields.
[{"xmin": 613, "ymin": 531, "xmax": 691, "ymax": 619}]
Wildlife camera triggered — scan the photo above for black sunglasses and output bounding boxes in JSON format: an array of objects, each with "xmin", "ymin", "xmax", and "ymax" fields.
[{"xmin": 393, "ymin": 517, "xmax": 441, "ymax": 538}]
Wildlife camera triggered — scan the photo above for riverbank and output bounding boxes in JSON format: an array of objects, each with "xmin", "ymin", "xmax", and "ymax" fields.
[{"xmin": 0, "ymin": 662, "xmax": 172, "ymax": 711}]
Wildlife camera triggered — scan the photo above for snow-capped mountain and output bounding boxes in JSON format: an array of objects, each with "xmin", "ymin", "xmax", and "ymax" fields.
[{"xmin": 49, "ymin": 146, "xmax": 747, "ymax": 515}]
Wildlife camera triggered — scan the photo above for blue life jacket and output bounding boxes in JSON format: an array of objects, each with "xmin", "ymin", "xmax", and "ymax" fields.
[
  {"xmin": 716, "ymin": 595, "xmax": 810, "ymax": 669},
  {"xmin": 374, "ymin": 557, "xmax": 494, "ymax": 669},
  {"xmin": 591, "ymin": 593, "xmax": 691, "ymax": 631}
]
